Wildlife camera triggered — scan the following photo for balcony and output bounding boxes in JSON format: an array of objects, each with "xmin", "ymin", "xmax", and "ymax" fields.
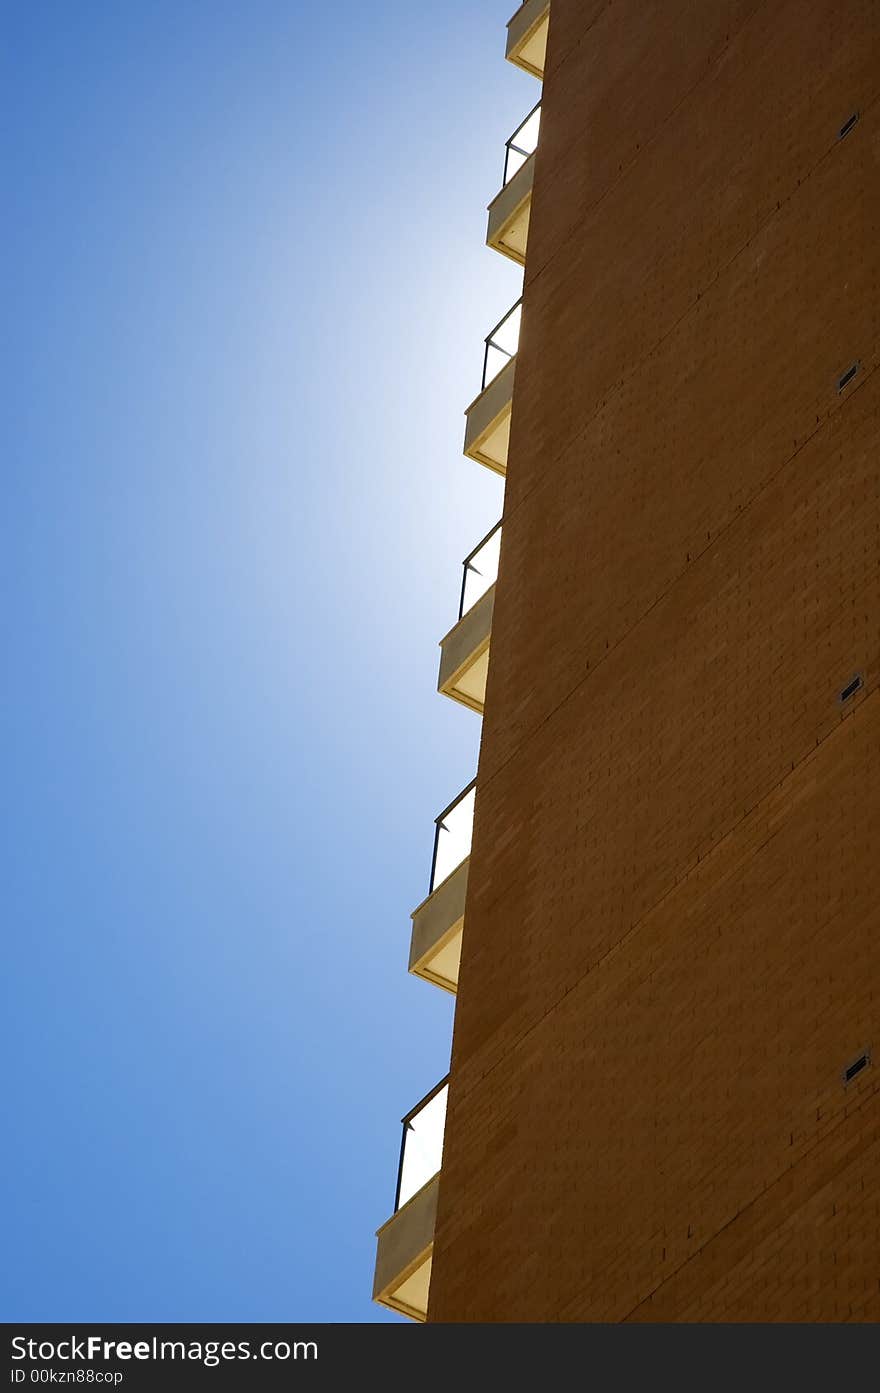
[
  {"xmin": 373, "ymin": 1079, "xmax": 448, "ymax": 1321},
  {"xmin": 506, "ymin": 0, "xmax": 550, "ymax": 79},
  {"xmin": 409, "ymin": 781, "xmax": 476, "ymax": 993},
  {"xmin": 487, "ymin": 103, "xmax": 540, "ymax": 265},
  {"xmin": 437, "ymin": 521, "xmax": 501, "ymax": 714},
  {"xmin": 463, "ymin": 300, "xmax": 521, "ymax": 474}
]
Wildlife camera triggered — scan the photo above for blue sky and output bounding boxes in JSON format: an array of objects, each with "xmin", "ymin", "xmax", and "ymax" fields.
[{"xmin": 2, "ymin": 1, "xmax": 534, "ymax": 1321}]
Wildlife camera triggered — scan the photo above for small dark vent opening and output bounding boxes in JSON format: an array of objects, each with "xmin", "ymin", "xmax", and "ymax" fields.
[
  {"xmin": 838, "ymin": 112, "xmax": 860, "ymax": 140},
  {"xmin": 838, "ymin": 362, "xmax": 859, "ymax": 393},
  {"xmin": 844, "ymin": 1051, "xmax": 870, "ymax": 1085},
  {"xmin": 840, "ymin": 674, "xmax": 863, "ymax": 703}
]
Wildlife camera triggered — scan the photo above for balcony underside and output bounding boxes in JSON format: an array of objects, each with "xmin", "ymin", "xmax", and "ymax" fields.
[
  {"xmin": 373, "ymin": 1175, "xmax": 439, "ymax": 1322},
  {"xmin": 487, "ymin": 155, "xmax": 534, "ymax": 265},
  {"xmin": 437, "ymin": 584, "xmax": 494, "ymax": 713},
  {"xmin": 409, "ymin": 856, "xmax": 468, "ymax": 995},
  {"xmin": 463, "ymin": 359, "xmax": 515, "ymax": 475},
  {"xmin": 506, "ymin": 0, "xmax": 550, "ymax": 78}
]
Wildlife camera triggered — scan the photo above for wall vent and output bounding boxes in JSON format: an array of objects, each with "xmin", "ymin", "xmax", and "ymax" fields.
[
  {"xmin": 843, "ymin": 1050, "xmax": 871, "ymax": 1085},
  {"xmin": 838, "ymin": 112, "xmax": 860, "ymax": 140},
  {"xmin": 837, "ymin": 362, "xmax": 859, "ymax": 393},
  {"xmin": 839, "ymin": 673, "xmax": 863, "ymax": 703}
]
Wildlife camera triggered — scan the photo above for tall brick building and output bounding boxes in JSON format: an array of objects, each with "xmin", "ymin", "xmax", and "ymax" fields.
[{"xmin": 373, "ymin": 0, "xmax": 880, "ymax": 1322}]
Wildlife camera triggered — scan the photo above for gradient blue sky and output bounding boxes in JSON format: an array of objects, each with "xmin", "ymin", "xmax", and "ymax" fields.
[{"xmin": 2, "ymin": 1, "xmax": 534, "ymax": 1322}]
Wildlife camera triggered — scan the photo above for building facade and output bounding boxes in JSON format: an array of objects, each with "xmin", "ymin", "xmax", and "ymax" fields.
[{"xmin": 374, "ymin": 0, "xmax": 880, "ymax": 1322}]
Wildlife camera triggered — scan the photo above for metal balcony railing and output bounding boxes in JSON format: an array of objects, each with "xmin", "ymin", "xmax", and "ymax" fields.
[
  {"xmin": 429, "ymin": 781, "xmax": 476, "ymax": 894},
  {"xmin": 481, "ymin": 298, "xmax": 522, "ymax": 391},
  {"xmin": 459, "ymin": 521, "xmax": 502, "ymax": 620},
  {"xmin": 394, "ymin": 1077, "xmax": 449, "ymax": 1211},
  {"xmin": 503, "ymin": 101, "xmax": 541, "ymax": 186}
]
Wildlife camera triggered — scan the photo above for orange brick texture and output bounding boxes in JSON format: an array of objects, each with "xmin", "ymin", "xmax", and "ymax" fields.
[{"xmin": 428, "ymin": 0, "xmax": 880, "ymax": 1322}]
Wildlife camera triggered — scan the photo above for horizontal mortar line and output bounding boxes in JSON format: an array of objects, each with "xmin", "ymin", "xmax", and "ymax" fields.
[
  {"xmin": 456, "ymin": 685, "xmax": 879, "ymax": 1112},
  {"xmin": 527, "ymin": 0, "xmax": 769, "ymax": 289},
  {"xmin": 510, "ymin": 79, "xmax": 879, "ymax": 540},
  {"xmin": 470, "ymin": 498, "xmax": 878, "ymax": 983},
  {"xmin": 447, "ymin": 36, "xmax": 880, "ymax": 1191},
  {"xmin": 485, "ymin": 354, "xmax": 878, "ymax": 805},
  {"xmin": 514, "ymin": 131, "xmax": 853, "ymax": 528},
  {"xmin": 613, "ymin": 1084, "xmax": 880, "ymax": 1324},
  {"xmin": 544, "ymin": 0, "xmax": 613, "ymax": 87}
]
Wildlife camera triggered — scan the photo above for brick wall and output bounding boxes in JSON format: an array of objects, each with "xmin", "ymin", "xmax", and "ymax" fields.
[{"xmin": 427, "ymin": 0, "xmax": 880, "ymax": 1321}]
